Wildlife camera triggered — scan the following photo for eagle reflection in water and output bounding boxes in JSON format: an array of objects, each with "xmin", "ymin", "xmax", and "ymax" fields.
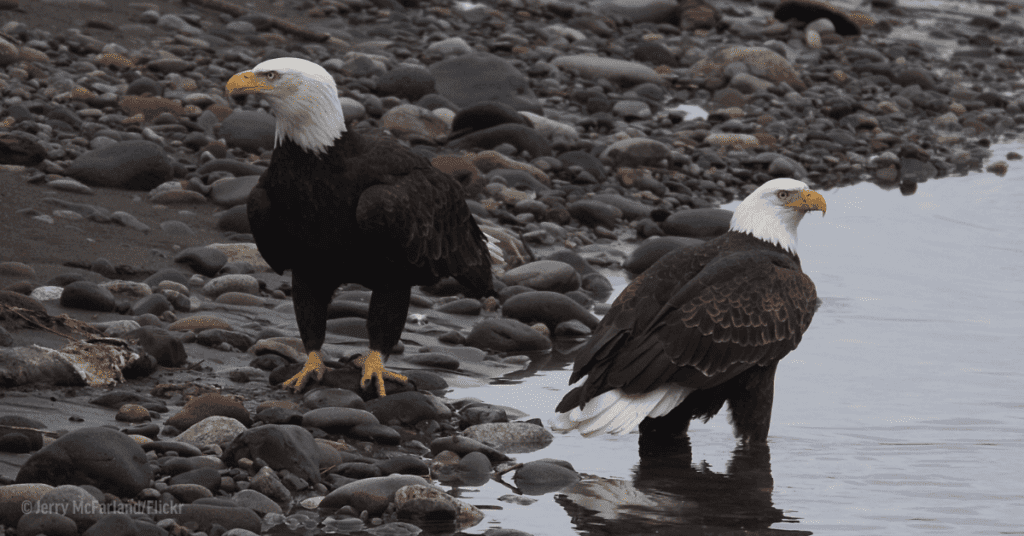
[{"xmin": 555, "ymin": 442, "xmax": 812, "ymax": 535}]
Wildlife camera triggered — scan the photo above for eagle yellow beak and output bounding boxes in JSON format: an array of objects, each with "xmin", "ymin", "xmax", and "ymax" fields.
[
  {"xmin": 226, "ymin": 71, "xmax": 271, "ymax": 96},
  {"xmin": 786, "ymin": 189, "xmax": 827, "ymax": 216}
]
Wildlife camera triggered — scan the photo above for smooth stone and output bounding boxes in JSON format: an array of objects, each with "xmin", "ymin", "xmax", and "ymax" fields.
[
  {"xmin": 500, "ymin": 260, "xmax": 580, "ymax": 292},
  {"xmin": 129, "ymin": 293, "xmax": 171, "ymax": 317},
  {"xmin": 220, "ymin": 110, "xmax": 276, "ymax": 153},
  {"xmin": 249, "ymin": 466, "xmax": 290, "ymax": 501},
  {"xmin": 166, "ymin": 393, "xmax": 252, "ymax": 430},
  {"xmin": 375, "ymin": 455, "xmax": 430, "ymax": 476},
  {"xmin": 553, "ymin": 55, "xmax": 666, "ymax": 87},
  {"xmin": 0, "ymin": 483, "xmax": 54, "ymax": 527},
  {"xmin": 465, "ymin": 318, "xmax": 552, "ymax": 353},
  {"xmin": 592, "ymin": 194, "xmax": 652, "ymax": 221},
  {"xmin": 512, "ymin": 460, "xmax": 582, "ymax": 495},
  {"xmin": 502, "ymin": 291, "xmax": 599, "ymax": 331},
  {"xmin": 174, "ymin": 246, "xmax": 228, "ymax": 277},
  {"xmin": 80, "ymin": 513, "xmax": 142, "ymax": 536},
  {"xmin": 173, "ymin": 416, "xmax": 248, "ymax": 447},
  {"xmin": 689, "ymin": 46, "xmax": 806, "ymax": 90},
  {"xmin": 222, "ymin": 424, "xmax": 321, "ymax": 483},
  {"xmin": 660, "ymin": 208, "xmax": 734, "ymax": 238},
  {"xmin": 16, "ymin": 512, "xmax": 78, "ymax": 536},
  {"xmin": 567, "ymin": 199, "xmax": 622, "ymax": 229},
  {"xmin": 379, "ymin": 104, "xmax": 448, "ymax": 144},
  {"xmin": 462, "ymin": 422, "xmax": 554, "ymax": 454},
  {"xmin": 59, "ymin": 280, "xmax": 115, "ymax": 312},
  {"xmin": 429, "ymin": 52, "xmax": 542, "ymax": 114},
  {"xmin": 64, "ymin": 140, "xmax": 172, "ymax": 190},
  {"xmin": 599, "ymin": 137, "xmax": 672, "ymax": 167},
  {"xmin": 168, "ymin": 467, "xmax": 221, "ymax": 491},
  {"xmin": 623, "ymin": 236, "xmax": 704, "ymax": 274},
  {"xmin": 377, "ymin": 65, "xmax": 436, "ymax": 102},
  {"xmin": 231, "ymin": 489, "xmax": 282, "ymax": 515},
  {"xmin": 319, "ymin": 474, "xmax": 430, "ymax": 516},
  {"xmin": 347, "ymin": 423, "xmax": 401, "ymax": 445},
  {"xmin": 302, "ymin": 407, "xmax": 379, "ymax": 433},
  {"xmin": 450, "ymin": 101, "xmax": 529, "ymax": 136},
  {"xmin": 302, "ymin": 388, "xmax": 367, "ymax": 410},
  {"xmin": 155, "ymin": 504, "xmax": 261, "ymax": 533},
  {"xmin": 429, "ymin": 436, "xmax": 510, "ymax": 463},
  {"xmin": 36, "ymin": 485, "xmax": 101, "ymax": 531},
  {"xmin": 365, "ymin": 391, "xmax": 445, "ymax": 427},
  {"xmin": 16, "ymin": 428, "xmax": 152, "ymax": 497},
  {"xmin": 594, "ymin": 0, "xmax": 677, "ymax": 22}
]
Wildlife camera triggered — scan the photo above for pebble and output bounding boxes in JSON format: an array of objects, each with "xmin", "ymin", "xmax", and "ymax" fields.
[
  {"xmin": 222, "ymin": 424, "xmax": 322, "ymax": 483},
  {"xmin": 166, "ymin": 393, "xmax": 253, "ymax": 430},
  {"xmin": 429, "ymin": 52, "xmax": 542, "ymax": 114},
  {"xmin": 552, "ymin": 55, "xmax": 666, "ymax": 86},
  {"xmin": 173, "ymin": 416, "xmax": 248, "ymax": 447},
  {"xmin": 64, "ymin": 140, "xmax": 172, "ymax": 190},
  {"xmin": 500, "ymin": 260, "xmax": 580, "ymax": 292},
  {"xmin": 502, "ymin": 291, "xmax": 599, "ymax": 331}
]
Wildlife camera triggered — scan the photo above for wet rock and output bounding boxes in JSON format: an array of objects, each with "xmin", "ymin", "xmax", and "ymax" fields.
[
  {"xmin": 502, "ymin": 291, "xmax": 598, "ymax": 331},
  {"xmin": 320, "ymin": 474, "xmax": 430, "ymax": 516},
  {"xmin": 365, "ymin": 391, "xmax": 445, "ymax": 426},
  {"xmin": 430, "ymin": 435, "xmax": 510, "ymax": 463},
  {"xmin": 450, "ymin": 101, "xmax": 529, "ymax": 138},
  {"xmin": 202, "ymin": 274, "xmax": 259, "ymax": 298},
  {"xmin": 222, "ymin": 424, "xmax": 321, "ymax": 483},
  {"xmin": 501, "ymin": 260, "xmax": 580, "ymax": 292},
  {"xmin": 124, "ymin": 326, "xmax": 187, "ymax": 367},
  {"xmin": 232, "ymin": 489, "xmax": 282, "ymax": 515},
  {"xmin": 249, "ymin": 466, "xmax": 291, "ymax": 501},
  {"xmin": 36, "ymin": 485, "xmax": 101, "ymax": 531},
  {"xmin": 394, "ymin": 484, "xmax": 483, "ymax": 527},
  {"xmin": 466, "ymin": 318, "xmax": 552, "ymax": 353},
  {"xmin": 166, "ymin": 393, "xmax": 252, "ymax": 430},
  {"xmin": 155, "ymin": 503, "xmax": 261, "ymax": 533},
  {"xmin": 80, "ymin": 513, "xmax": 144, "ymax": 536},
  {"xmin": 174, "ymin": 416, "xmax": 248, "ymax": 447},
  {"xmin": 16, "ymin": 427, "xmax": 152, "ymax": 496},
  {"xmin": 175, "ymin": 246, "xmax": 228, "ymax": 276},
  {"xmin": 16, "ymin": 512, "xmax": 78, "ymax": 536},
  {"xmin": 302, "ymin": 407, "xmax": 379, "ymax": 433},
  {"xmin": 303, "ymin": 388, "xmax": 367, "ymax": 410},
  {"xmin": 463, "ymin": 422, "xmax": 554, "ymax": 453},
  {"xmin": 567, "ymin": 198, "xmax": 622, "ymax": 228},
  {"xmin": 660, "ymin": 208, "xmax": 733, "ymax": 238},
  {"xmin": 624, "ymin": 236, "xmax": 704, "ymax": 274},
  {"xmin": 348, "ymin": 423, "xmax": 402, "ymax": 445},
  {"xmin": 376, "ymin": 456, "xmax": 430, "ymax": 476},
  {"xmin": 512, "ymin": 460, "xmax": 582, "ymax": 495},
  {"xmin": 129, "ymin": 293, "xmax": 171, "ymax": 317},
  {"xmin": 58, "ymin": 280, "xmax": 115, "ymax": 312},
  {"xmin": 64, "ymin": 140, "xmax": 172, "ymax": 190},
  {"xmin": 595, "ymin": 0, "xmax": 677, "ymax": 23}
]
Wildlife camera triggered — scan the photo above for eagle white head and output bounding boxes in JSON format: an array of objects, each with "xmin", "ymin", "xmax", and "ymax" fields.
[
  {"xmin": 730, "ymin": 178, "xmax": 827, "ymax": 254},
  {"xmin": 226, "ymin": 57, "xmax": 346, "ymax": 155}
]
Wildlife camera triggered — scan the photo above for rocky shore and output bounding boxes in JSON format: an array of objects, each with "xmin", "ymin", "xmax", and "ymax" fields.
[{"xmin": 0, "ymin": 0, "xmax": 1021, "ymax": 532}]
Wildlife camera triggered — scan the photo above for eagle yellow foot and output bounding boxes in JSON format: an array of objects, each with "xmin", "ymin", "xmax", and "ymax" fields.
[
  {"xmin": 354, "ymin": 350, "xmax": 408, "ymax": 397},
  {"xmin": 282, "ymin": 350, "xmax": 327, "ymax": 392}
]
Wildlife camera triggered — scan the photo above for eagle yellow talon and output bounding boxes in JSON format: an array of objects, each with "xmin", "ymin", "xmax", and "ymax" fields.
[
  {"xmin": 282, "ymin": 350, "xmax": 327, "ymax": 392},
  {"xmin": 354, "ymin": 350, "xmax": 407, "ymax": 397}
]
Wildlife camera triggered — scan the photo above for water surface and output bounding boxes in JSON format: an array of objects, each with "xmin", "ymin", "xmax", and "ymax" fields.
[{"xmin": 454, "ymin": 144, "xmax": 1024, "ymax": 535}]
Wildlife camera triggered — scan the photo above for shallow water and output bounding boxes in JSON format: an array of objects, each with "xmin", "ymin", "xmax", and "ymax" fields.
[{"xmin": 453, "ymin": 144, "xmax": 1024, "ymax": 535}]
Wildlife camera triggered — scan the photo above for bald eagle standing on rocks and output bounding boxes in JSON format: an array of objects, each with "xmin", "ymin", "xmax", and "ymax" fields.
[
  {"xmin": 552, "ymin": 178, "xmax": 826, "ymax": 446},
  {"xmin": 226, "ymin": 57, "xmax": 494, "ymax": 396}
]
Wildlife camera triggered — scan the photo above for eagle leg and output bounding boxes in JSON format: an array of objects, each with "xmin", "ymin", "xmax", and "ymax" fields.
[
  {"xmin": 354, "ymin": 350, "xmax": 408, "ymax": 397},
  {"xmin": 283, "ymin": 350, "xmax": 327, "ymax": 392}
]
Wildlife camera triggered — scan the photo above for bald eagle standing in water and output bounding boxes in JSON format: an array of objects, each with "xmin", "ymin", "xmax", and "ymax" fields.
[
  {"xmin": 226, "ymin": 57, "xmax": 494, "ymax": 396},
  {"xmin": 552, "ymin": 178, "xmax": 826, "ymax": 446}
]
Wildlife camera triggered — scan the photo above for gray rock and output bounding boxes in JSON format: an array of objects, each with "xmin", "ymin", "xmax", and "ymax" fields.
[
  {"xmin": 221, "ymin": 110, "xmax": 276, "ymax": 153},
  {"xmin": 209, "ymin": 175, "xmax": 259, "ymax": 207},
  {"xmin": 552, "ymin": 55, "xmax": 666, "ymax": 86},
  {"xmin": 512, "ymin": 460, "xmax": 581, "ymax": 495},
  {"xmin": 59, "ymin": 280, "xmax": 115, "ymax": 312},
  {"xmin": 222, "ymin": 424, "xmax": 321, "ymax": 483},
  {"xmin": 302, "ymin": 407, "xmax": 379, "ymax": 432},
  {"xmin": 462, "ymin": 422, "xmax": 554, "ymax": 454},
  {"xmin": 502, "ymin": 291, "xmax": 599, "ymax": 331},
  {"xmin": 320, "ymin": 474, "xmax": 430, "ymax": 516},
  {"xmin": 466, "ymin": 318, "xmax": 552, "ymax": 353},
  {"xmin": 430, "ymin": 52, "xmax": 542, "ymax": 114},
  {"xmin": 129, "ymin": 293, "xmax": 171, "ymax": 317},
  {"xmin": 377, "ymin": 65, "xmax": 436, "ymax": 102},
  {"xmin": 17, "ymin": 512, "xmax": 78, "ymax": 536},
  {"xmin": 174, "ymin": 416, "xmax": 247, "ymax": 447},
  {"xmin": 568, "ymin": 199, "xmax": 622, "ymax": 228},
  {"xmin": 231, "ymin": 489, "xmax": 282, "ymax": 515},
  {"xmin": 124, "ymin": 326, "xmax": 187, "ymax": 367},
  {"xmin": 155, "ymin": 504, "xmax": 261, "ymax": 533},
  {"xmin": 623, "ymin": 236, "xmax": 704, "ymax": 274},
  {"xmin": 600, "ymin": 137, "xmax": 672, "ymax": 167},
  {"xmin": 65, "ymin": 140, "xmax": 172, "ymax": 190},
  {"xmin": 303, "ymin": 388, "xmax": 366, "ymax": 410},
  {"xmin": 448, "ymin": 123, "xmax": 552, "ymax": 157},
  {"xmin": 16, "ymin": 428, "xmax": 153, "ymax": 497},
  {"xmin": 660, "ymin": 208, "xmax": 733, "ymax": 238},
  {"xmin": 501, "ymin": 260, "xmax": 580, "ymax": 292},
  {"xmin": 175, "ymin": 246, "xmax": 228, "ymax": 276},
  {"xmin": 365, "ymin": 391, "xmax": 444, "ymax": 426}
]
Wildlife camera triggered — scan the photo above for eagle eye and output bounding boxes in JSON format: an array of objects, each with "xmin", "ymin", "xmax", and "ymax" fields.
[
  {"xmin": 266, "ymin": 71, "xmax": 277, "ymax": 80},
  {"xmin": 777, "ymin": 191, "xmax": 790, "ymax": 199}
]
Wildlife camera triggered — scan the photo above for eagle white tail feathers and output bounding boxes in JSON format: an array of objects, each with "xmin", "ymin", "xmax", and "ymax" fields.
[{"xmin": 550, "ymin": 384, "xmax": 694, "ymax": 437}]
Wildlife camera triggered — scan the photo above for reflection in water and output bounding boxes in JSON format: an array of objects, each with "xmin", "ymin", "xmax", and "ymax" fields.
[{"xmin": 557, "ymin": 442, "xmax": 811, "ymax": 535}]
